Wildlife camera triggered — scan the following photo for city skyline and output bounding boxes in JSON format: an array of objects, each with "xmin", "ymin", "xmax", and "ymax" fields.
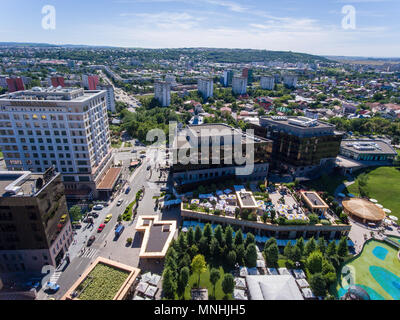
[{"xmin": 0, "ymin": 0, "xmax": 399, "ymax": 57}]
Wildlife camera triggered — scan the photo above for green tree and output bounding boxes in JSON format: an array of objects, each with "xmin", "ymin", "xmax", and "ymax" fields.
[
  {"xmin": 234, "ymin": 229, "xmax": 244, "ymax": 247},
  {"xmin": 203, "ymin": 223, "xmax": 213, "ymax": 243},
  {"xmin": 221, "ymin": 274, "xmax": 235, "ymax": 298},
  {"xmin": 199, "ymin": 237, "xmax": 209, "ymax": 256},
  {"xmin": 227, "ymin": 250, "xmax": 237, "ymax": 269},
  {"xmin": 235, "ymin": 244, "xmax": 246, "ymax": 266},
  {"xmin": 187, "ymin": 227, "xmax": 195, "ymax": 246},
  {"xmin": 326, "ymin": 241, "xmax": 337, "ymax": 257},
  {"xmin": 214, "ymin": 225, "xmax": 224, "ymax": 246},
  {"xmin": 264, "ymin": 237, "xmax": 277, "ymax": 251},
  {"xmin": 194, "ymin": 225, "xmax": 203, "ymax": 242},
  {"xmin": 304, "ymin": 237, "xmax": 317, "ymax": 257},
  {"xmin": 209, "ymin": 268, "xmax": 221, "ymax": 299},
  {"xmin": 317, "ymin": 238, "xmax": 327, "ymax": 255},
  {"xmin": 309, "ymin": 214, "xmax": 319, "ymax": 225},
  {"xmin": 178, "ymin": 253, "xmax": 192, "ymax": 270},
  {"xmin": 162, "ymin": 267, "xmax": 177, "ymax": 299},
  {"xmin": 69, "ymin": 205, "xmax": 82, "ymax": 221},
  {"xmin": 178, "ymin": 232, "xmax": 188, "ymax": 251},
  {"xmin": 306, "ymin": 251, "xmax": 323, "ymax": 274},
  {"xmin": 292, "ymin": 246, "xmax": 302, "ymax": 262},
  {"xmin": 337, "ymin": 237, "xmax": 349, "ymax": 258},
  {"xmin": 245, "ymin": 232, "xmax": 255, "ymax": 248},
  {"xmin": 177, "ymin": 267, "xmax": 190, "ymax": 299},
  {"xmin": 245, "ymin": 244, "xmax": 258, "ymax": 268},
  {"xmin": 265, "ymin": 243, "xmax": 279, "ymax": 267},
  {"xmin": 224, "ymin": 226, "xmax": 234, "ymax": 250},
  {"xmin": 191, "ymin": 254, "xmax": 207, "ymax": 288},
  {"xmin": 296, "ymin": 237, "xmax": 305, "ymax": 256},
  {"xmin": 284, "ymin": 242, "xmax": 294, "ymax": 260},
  {"xmin": 309, "ymin": 273, "xmax": 327, "ymax": 297},
  {"xmin": 210, "ymin": 237, "xmax": 221, "ymax": 258}
]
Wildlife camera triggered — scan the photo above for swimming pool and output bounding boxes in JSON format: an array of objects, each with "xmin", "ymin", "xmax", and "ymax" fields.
[{"xmin": 337, "ymin": 238, "xmax": 400, "ymax": 300}]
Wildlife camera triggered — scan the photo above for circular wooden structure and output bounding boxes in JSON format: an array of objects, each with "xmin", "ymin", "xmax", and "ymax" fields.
[{"xmin": 342, "ymin": 198, "xmax": 386, "ymax": 223}]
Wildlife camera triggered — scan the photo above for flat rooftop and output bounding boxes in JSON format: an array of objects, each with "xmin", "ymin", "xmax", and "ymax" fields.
[
  {"xmin": 0, "ymin": 87, "xmax": 104, "ymax": 103},
  {"xmin": 260, "ymin": 116, "xmax": 335, "ymax": 130},
  {"xmin": 341, "ymin": 139, "xmax": 397, "ymax": 155},
  {"xmin": 174, "ymin": 123, "xmax": 271, "ymax": 149},
  {"xmin": 0, "ymin": 170, "xmax": 59, "ymax": 198},
  {"xmin": 237, "ymin": 191, "xmax": 258, "ymax": 208},
  {"xmin": 136, "ymin": 216, "xmax": 177, "ymax": 259},
  {"xmin": 96, "ymin": 167, "xmax": 122, "ymax": 191},
  {"xmin": 301, "ymin": 191, "xmax": 329, "ymax": 209}
]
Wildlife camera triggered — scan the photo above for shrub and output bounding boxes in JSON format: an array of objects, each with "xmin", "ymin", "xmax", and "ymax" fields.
[{"xmin": 126, "ymin": 237, "xmax": 133, "ymax": 245}]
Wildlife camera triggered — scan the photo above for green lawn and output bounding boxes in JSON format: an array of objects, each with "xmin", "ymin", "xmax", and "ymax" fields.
[
  {"xmin": 303, "ymin": 172, "xmax": 349, "ymax": 196},
  {"xmin": 347, "ymin": 166, "xmax": 400, "ymax": 219},
  {"xmin": 183, "ymin": 266, "xmax": 232, "ymax": 300},
  {"xmin": 336, "ymin": 239, "xmax": 400, "ymax": 300}
]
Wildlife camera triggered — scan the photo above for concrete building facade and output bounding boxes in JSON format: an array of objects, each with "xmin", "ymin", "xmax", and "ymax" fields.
[{"xmin": 154, "ymin": 81, "xmax": 171, "ymax": 107}]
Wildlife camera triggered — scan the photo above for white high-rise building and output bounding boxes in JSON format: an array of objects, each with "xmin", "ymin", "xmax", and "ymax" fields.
[
  {"xmin": 260, "ymin": 76, "xmax": 275, "ymax": 90},
  {"xmin": 0, "ymin": 87, "xmax": 115, "ymax": 199},
  {"xmin": 98, "ymin": 84, "xmax": 116, "ymax": 113},
  {"xmin": 283, "ymin": 75, "xmax": 298, "ymax": 89},
  {"xmin": 165, "ymin": 74, "xmax": 177, "ymax": 87},
  {"xmin": 223, "ymin": 70, "xmax": 234, "ymax": 87},
  {"xmin": 232, "ymin": 76, "xmax": 248, "ymax": 95},
  {"xmin": 197, "ymin": 78, "xmax": 214, "ymax": 100},
  {"xmin": 154, "ymin": 81, "xmax": 171, "ymax": 107}
]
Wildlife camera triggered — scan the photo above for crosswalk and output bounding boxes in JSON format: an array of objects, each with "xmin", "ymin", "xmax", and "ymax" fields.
[
  {"xmin": 49, "ymin": 271, "xmax": 62, "ymax": 284},
  {"xmin": 80, "ymin": 248, "xmax": 98, "ymax": 260}
]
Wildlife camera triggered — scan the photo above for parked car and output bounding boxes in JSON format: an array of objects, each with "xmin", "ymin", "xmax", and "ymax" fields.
[
  {"xmin": 117, "ymin": 199, "xmax": 124, "ymax": 206},
  {"xmin": 147, "ymin": 165, "xmax": 151, "ymax": 170},
  {"xmin": 104, "ymin": 214, "xmax": 112, "ymax": 223},
  {"xmin": 72, "ymin": 222, "xmax": 82, "ymax": 229},
  {"xmin": 87, "ymin": 236, "xmax": 96, "ymax": 246},
  {"xmin": 160, "ymin": 186, "xmax": 169, "ymax": 192},
  {"xmin": 125, "ymin": 187, "xmax": 131, "ymax": 194},
  {"xmin": 60, "ymin": 214, "xmax": 68, "ymax": 223},
  {"xmin": 131, "ymin": 150, "xmax": 137, "ymax": 153},
  {"xmin": 89, "ymin": 212, "xmax": 99, "ymax": 218},
  {"xmin": 45, "ymin": 282, "xmax": 60, "ymax": 293},
  {"xmin": 93, "ymin": 204, "xmax": 104, "ymax": 210},
  {"xmin": 97, "ymin": 224, "xmax": 106, "ymax": 233}
]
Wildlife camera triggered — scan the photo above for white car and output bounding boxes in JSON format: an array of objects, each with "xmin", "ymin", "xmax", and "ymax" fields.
[
  {"xmin": 93, "ymin": 204, "xmax": 104, "ymax": 210},
  {"xmin": 117, "ymin": 199, "xmax": 123, "ymax": 206}
]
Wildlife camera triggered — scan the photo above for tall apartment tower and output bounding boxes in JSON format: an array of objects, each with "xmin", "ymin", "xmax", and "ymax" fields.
[
  {"xmin": 283, "ymin": 75, "xmax": 298, "ymax": 89},
  {"xmin": 242, "ymin": 68, "xmax": 254, "ymax": 84},
  {"xmin": 50, "ymin": 76, "xmax": 66, "ymax": 88},
  {"xmin": 197, "ymin": 78, "xmax": 214, "ymax": 100},
  {"xmin": 223, "ymin": 70, "xmax": 234, "ymax": 87},
  {"xmin": 260, "ymin": 76, "xmax": 275, "ymax": 90},
  {"xmin": 232, "ymin": 76, "xmax": 248, "ymax": 95},
  {"xmin": 0, "ymin": 169, "xmax": 73, "ymax": 273},
  {"xmin": 82, "ymin": 75, "xmax": 99, "ymax": 90},
  {"xmin": 0, "ymin": 87, "xmax": 114, "ymax": 199},
  {"xmin": 98, "ymin": 84, "xmax": 116, "ymax": 113},
  {"xmin": 6, "ymin": 77, "xmax": 25, "ymax": 93},
  {"xmin": 154, "ymin": 81, "xmax": 171, "ymax": 107}
]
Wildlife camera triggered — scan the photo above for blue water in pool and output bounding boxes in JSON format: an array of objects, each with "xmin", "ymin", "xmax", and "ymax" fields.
[
  {"xmin": 370, "ymin": 266, "xmax": 400, "ymax": 300},
  {"xmin": 338, "ymin": 284, "xmax": 385, "ymax": 300},
  {"xmin": 372, "ymin": 246, "xmax": 389, "ymax": 261}
]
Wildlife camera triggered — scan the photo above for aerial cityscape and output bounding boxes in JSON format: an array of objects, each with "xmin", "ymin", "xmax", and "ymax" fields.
[{"xmin": 0, "ymin": 0, "xmax": 399, "ymax": 307}]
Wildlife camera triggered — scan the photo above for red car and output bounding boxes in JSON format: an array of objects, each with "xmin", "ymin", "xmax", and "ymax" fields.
[{"xmin": 97, "ymin": 224, "xmax": 106, "ymax": 233}]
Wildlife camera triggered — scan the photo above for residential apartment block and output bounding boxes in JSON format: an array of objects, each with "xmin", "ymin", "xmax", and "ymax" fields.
[
  {"xmin": 197, "ymin": 77, "xmax": 214, "ymax": 100},
  {"xmin": 154, "ymin": 81, "xmax": 171, "ymax": 107},
  {"xmin": 260, "ymin": 76, "xmax": 275, "ymax": 90},
  {"xmin": 0, "ymin": 169, "xmax": 73, "ymax": 273},
  {"xmin": 232, "ymin": 76, "xmax": 248, "ymax": 95}
]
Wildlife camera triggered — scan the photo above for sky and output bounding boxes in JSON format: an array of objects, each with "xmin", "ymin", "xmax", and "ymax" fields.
[{"xmin": 0, "ymin": 0, "xmax": 399, "ymax": 57}]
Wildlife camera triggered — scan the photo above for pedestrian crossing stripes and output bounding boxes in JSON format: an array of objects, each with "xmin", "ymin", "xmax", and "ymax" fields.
[
  {"xmin": 49, "ymin": 271, "xmax": 62, "ymax": 284},
  {"xmin": 81, "ymin": 248, "xmax": 98, "ymax": 260}
]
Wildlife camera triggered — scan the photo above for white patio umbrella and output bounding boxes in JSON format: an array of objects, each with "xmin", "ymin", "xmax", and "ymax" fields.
[
  {"xmin": 389, "ymin": 215, "xmax": 398, "ymax": 222},
  {"xmin": 383, "ymin": 208, "xmax": 392, "ymax": 214},
  {"xmin": 369, "ymin": 199, "xmax": 378, "ymax": 203},
  {"xmin": 375, "ymin": 204, "xmax": 384, "ymax": 209}
]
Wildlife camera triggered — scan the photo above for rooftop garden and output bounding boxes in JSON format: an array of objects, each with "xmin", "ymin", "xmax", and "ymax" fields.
[
  {"xmin": 181, "ymin": 181, "xmax": 349, "ymax": 226},
  {"xmin": 75, "ymin": 263, "xmax": 130, "ymax": 300}
]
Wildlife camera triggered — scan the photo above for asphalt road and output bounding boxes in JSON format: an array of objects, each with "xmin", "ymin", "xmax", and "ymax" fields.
[{"xmin": 38, "ymin": 157, "xmax": 153, "ymax": 300}]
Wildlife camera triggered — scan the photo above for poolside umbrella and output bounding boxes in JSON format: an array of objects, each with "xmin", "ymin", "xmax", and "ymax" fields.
[
  {"xmin": 383, "ymin": 208, "xmax": 392, "ymax": 214},
  {"xmin": 389, "ymin": 215, "xmax": 398, "ymax": 221},
  {"xmin": 375, "ymin": 204, "xmax": 384, "ymax": 209},
  {"xmin": 347, "ymin": 193, "xmax": 355, "ymax": 198},
  {"xmin": 181, "ymin": 227, "xmax": 188, "ymax": 233},
  {"xmin": 369, "ymin": 199, "xmax": 378, "ymax": 203},
  {"xmin": 338, "ymin": 193, "xmax": 346, "ymax": 198},
  {"xmin": 224, "ymin": 189, "xmax": 232, "ymax": 194}
]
